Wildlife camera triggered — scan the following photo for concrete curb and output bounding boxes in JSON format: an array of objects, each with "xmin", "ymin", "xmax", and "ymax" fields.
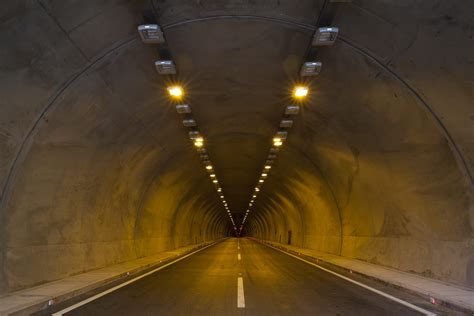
[
  {"xmin": 249, "ymin": 237, "xmax": 474, "ymax": 315},
  {"xmin": 0, "ymin": 239, "xmax": 224, "ymax": 316}
]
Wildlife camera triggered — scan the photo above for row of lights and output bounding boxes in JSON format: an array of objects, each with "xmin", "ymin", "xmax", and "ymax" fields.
[
  {"xmin": 239, "ymin": 26, "xmax": 339, "ymax": 233},
  {"xmin": 239, "ymin": 86, "xmax": 308, "ymax": 231},
  {"xmin": 138, "ymin": 23, "xmax": 237, "ymax": 232}
]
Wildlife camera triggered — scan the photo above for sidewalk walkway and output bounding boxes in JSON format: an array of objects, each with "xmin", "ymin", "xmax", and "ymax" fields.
[
  {"xmin": 252, "ymin": 238, "xmax": 474, "ymax": 313},
  {"xmin": 0, "ymin": 240, "xmax": 221, "ymax": 315}
]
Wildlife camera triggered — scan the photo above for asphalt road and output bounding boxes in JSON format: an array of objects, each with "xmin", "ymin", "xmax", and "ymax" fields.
[{"xmin": 61, "ymin": 238, "xmax": 431, "ymax": 315}]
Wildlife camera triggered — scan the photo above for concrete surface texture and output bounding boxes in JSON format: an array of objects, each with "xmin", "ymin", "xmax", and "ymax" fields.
[{"xmin": 0, "ymin": 0, "xmax": 472, "ymax": 294}]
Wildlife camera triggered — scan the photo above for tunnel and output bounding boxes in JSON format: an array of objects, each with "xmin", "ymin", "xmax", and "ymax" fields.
[{"xmin": 0, "ymin": 0, "xmax": 473, "ymax": 315}]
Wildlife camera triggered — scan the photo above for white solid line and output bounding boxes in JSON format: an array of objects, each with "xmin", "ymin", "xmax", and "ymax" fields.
[
  {"xmin": 238, "ymin": 253, "xmax": 241, "ymax": 261},
  {"xmin": 52, "ymin": 242, "xmax": 219, "ymax": 316},
  {"xmin": 270, "ymin": 246, "xmax": 436, "ymax": 316},
  {"xmin": 237, "ymin": 277, "xmax": 245, "ymax": 308}
]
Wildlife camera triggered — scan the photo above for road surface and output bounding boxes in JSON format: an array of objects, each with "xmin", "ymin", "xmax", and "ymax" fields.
[{"xmin": 53, "ymin": 238, "xmax": 439, "ymax": 315}]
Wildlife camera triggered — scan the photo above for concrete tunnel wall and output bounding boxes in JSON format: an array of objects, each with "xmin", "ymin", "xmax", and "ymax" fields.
[{"xmin": 0, "ymin": 0, "xmax": 473, "ymax": 293}]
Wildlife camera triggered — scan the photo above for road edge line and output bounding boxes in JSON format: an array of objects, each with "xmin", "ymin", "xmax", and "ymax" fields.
[
  {"xmin": 251, "ymin": 238, "xmax": 437, "ymax": 316},
  {"xmin": 51, "ymin": 239, "xmax": 223, "ymax": 315}
]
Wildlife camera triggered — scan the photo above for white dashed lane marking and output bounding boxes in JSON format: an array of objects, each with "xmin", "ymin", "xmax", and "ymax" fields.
[{"xmin": 237, "ymin": 277, "xmax": 245, "ymax": 308}]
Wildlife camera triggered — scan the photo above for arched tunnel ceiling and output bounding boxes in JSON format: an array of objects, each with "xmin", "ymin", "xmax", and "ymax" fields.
[
  {"xmin": 0, "ymin": 0, "xmax": 472, "ymax": 292},
  {"xmin": 165, "ymin": 17, "xmax": 312, "ymax": 214}
]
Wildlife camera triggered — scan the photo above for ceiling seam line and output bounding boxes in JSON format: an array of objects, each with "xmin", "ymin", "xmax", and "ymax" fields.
[{"xmin": 338, "ymin": 35, "xmax": 473, "ymax": 186}]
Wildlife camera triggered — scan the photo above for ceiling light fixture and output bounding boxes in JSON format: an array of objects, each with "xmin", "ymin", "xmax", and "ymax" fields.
[
  {"xmin": 280, "ymin": 119, "xmax": 293, "ymax": 128},
  {"xmin": 312, "ymin": 27, "xmax": 339, "ymax": 46},
  {"xmin": 183, "ymin": 119, "xmax": 197, "ymax": 127},
  {"xmin": 188, "ymin": 131, "xmax": 200, "ymax": 140},
  {"xmin": 194, "ymin": 139, "xmax": 204, "ymax": 147},
  {"xmin": 276, "ymin": 131, "xmax": 288, "ymax": 139},
  {"xmin": 285, "ymin": 105, "xmax": 300, "ymax": 115},
  {"xmin": 176, "ymin": 104, "xmax": 191, "ymax": 114},
  {"xmin": 138, "ymin": 24, "xmax": 165, "ymax": 44},
  {"xmin": 293, "ymin": 86, "xmax": 309, "ymax": 99},
  {"xmin": 168, "ymin": 85, "xmax": 183, "ymax": 98},
  {"xmin": 157, "ymin": 61, "xmax": 177, "ymax": 75},
  {"xmin": 300, "ymin": 61, "xmax": 322, "ymax": 76}
]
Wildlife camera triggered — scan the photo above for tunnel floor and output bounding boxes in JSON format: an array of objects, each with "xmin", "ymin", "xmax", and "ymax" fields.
[{"xmin": 41, "ymin": 238, "xmax": 450, "ymax": 315}]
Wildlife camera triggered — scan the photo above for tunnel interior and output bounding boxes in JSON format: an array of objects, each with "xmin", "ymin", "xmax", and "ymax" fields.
[{"xmin": 0, "ymin": 0, "xmax": 473, "ymax": 294}]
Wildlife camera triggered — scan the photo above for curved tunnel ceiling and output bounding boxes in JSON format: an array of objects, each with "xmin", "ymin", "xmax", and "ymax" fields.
[{"xmin": 0, "ymin": 0, "xmax": 472, "ymax": 293}]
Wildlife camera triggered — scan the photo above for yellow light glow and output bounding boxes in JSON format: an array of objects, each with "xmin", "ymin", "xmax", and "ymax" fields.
[
  {"xmin": 206, "ymin": 165, "xmax": 213, "ymax": 170},
  {"xmin": 293, "ymin": 86, "xmax": 308, "ymax": 98},
  {"xmin": 261, "ymin": 173, "xmax": 267, "ymax": 177},
  {"xmin": 213, "ymin": 180, "xmax": 218, "ymax": 183},
  {"xmin": 194, "ymin": 137, "xmax": 204, "ymax": 148},
  {"xmin": 210, "ymin": 174, "xmax": 216, "ymax": 178},
  {"xmin": 252, "ymin": 195, "xmax": 256, "ymax": 198},
  {"xmin": 259, "ymin": 179, "xmax": 264, "ymax": 183},
  {"xmin": 255, "ymin": 188, "xmax": 260, "ymax": 192},
  {"xmin": 273, "ymin": 136, "xmax": 284, "ymax": 147},
  {"xmin": 217, "ymin": 188, "xmax": 222, "ymax": 192},
  {"xmin": 264, "ymin": 165, "xmax": 271, "ymax": 170},
  {"xmin": 167, "ymin": 85, "xmax": 183, "ymax": 98},
  {"xmin": 194, "ymin": 141, "xmax": 203, "ymax": 147}
]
